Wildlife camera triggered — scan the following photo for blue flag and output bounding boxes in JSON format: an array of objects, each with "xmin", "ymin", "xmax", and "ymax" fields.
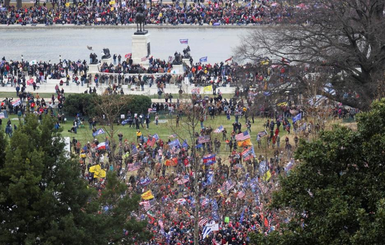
[
  {"xmin": 182, "ymin": 140, "xmax": 189, "ymax": 149},
  {"xmin": 168, "ymin": 139, "xmax": 181, "ymax": 148},
  {"xmin": 240, "ymin": 207, "xmax": 245, "ymax": 223},
  {"xmin": 199, "ymin": 56, "xmax": 208, "ymax": 62},
  {"xmin": 292, "ymin": 113, "xmax": 302, "ymax": 123},
  {"xmin": 92, "ymin": 128, "xmax": 105, "ymax": 137}
]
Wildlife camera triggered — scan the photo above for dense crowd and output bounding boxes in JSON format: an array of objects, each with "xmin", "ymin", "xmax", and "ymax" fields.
[
  {"xmin": 0, "ymin": 61, "xmax": 359, "ymax": 243},
  {"xmin": 0, "ymin": 1, "xmax": 309, "ymax": 26},
  {"xmin": 71, "ymin": 95, "xmax": 309, "ymax": 244}
]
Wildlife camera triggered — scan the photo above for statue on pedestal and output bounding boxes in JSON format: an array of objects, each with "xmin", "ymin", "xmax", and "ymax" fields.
[
  {"xmin": 90, "ymin": 53, "xmax": 98, "ymax": 64},
  {"xmin": 101, "ymin": 48, "xmax": 111, "ymax": 59},
  {"xmin": 135, "ymin": 4, "xmax": 147, "ymax": 34},
  {"xmin": 173, "ymin": 52, "xmax": 182, "ymax": 65},
  {"xmin": 183, "ymin": 46, "xmax": 191, "ymax": 59}
]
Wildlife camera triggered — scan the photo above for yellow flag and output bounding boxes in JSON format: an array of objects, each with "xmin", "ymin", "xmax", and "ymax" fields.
[
  {"xmin": 203, "ymin": 85, "xmax": 213, "ymax": 93},
  {"xmin": 277, "ymin": 102, "xmax": 288, "ymax": 107},
  {"xmin": 263, "ymin": 170, "xmax": 271, "ymax": 181},
  {"xmin": 109, "ymin": 0, "xmax": 115, "ymax": 4},
  {"xmin": 89, "ymin": 164, "xmax": 106, "ymax": 178},
  {"xmin": 141, "ymin": 190, "xmax": 154, "ymax": 200},
  {"xmin": 65, "ymin": 2, "xmax": 70, "ymax": 7},
  {"xmin": 237, "ymin": 138, "xmax": 252, "ymax": 147}
]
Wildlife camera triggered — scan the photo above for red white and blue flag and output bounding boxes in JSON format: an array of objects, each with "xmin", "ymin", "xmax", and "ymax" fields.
[
  {"xmin": 235, "ymin": 131, "xmax": 250, "ymax": 141},
  {"xmin": 203, "ymin": 154, "xmax": 216, "ymax": 165},
  {"xmin": 198, "ymin": 135, "xmax": 210, "ymax": 143},
  {"xmin": 241, "ymin": 147, "xmax": 255, "ymax": 161},
  {"xmin": 12, "ymin": 99, "xmax": 21, "ymax": 107},
  {"xmin": 225, "ymin": 56, "xmax": 233, "ymax": 63},
  {"xmin": 97, "ymin": 142, "xmax": 108, "ymax": 150},
  {"xmin": 179, "ymin": 39, "xmax": 188, "ymax": 44},
  {"xmin": 213, "ymin": 125, "xmax": 224, "ymax": 133},
  {"xmin": 92, "ymin": 128, "xmax": 105, "ymax": 137}
]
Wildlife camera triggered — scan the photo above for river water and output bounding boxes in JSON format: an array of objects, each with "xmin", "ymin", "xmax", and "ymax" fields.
[{"xmin": 1, "ymin": 27, "xmax": 249, "ymax": 63}]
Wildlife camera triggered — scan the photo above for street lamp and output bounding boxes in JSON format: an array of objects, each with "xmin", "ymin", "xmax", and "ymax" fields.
[{"xmin": 59, "ymin": 55, "xmax": 62, "ymax": 63}]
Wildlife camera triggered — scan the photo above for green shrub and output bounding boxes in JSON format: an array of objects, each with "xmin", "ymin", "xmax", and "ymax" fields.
[{"xmin": 64, "ymin": 94, "xmax": 151, "ymax": 117}]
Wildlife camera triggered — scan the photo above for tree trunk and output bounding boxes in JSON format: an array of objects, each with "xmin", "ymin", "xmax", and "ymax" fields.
[{"xmin": 16, "ymin": 0, "xmax": 22, "ymax": 8}]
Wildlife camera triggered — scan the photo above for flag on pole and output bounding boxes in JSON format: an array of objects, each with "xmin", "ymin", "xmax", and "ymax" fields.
[
  {"xmin": 213, "ymin": 125, "xmax": 224, "ymax": 133},
  {"xmin": 125, "ymin": 53, "xmax": 132, "ymax": 59},
  {"xmin": 225, "ymin": 56, "xmax": 233, "ymax": 62},
  {"xmin": 198, "ymin": 135, "xmax": 210, "ymax": 143},
  {"xmin": 235, "ymin": 131, "xmax": 251, "ymax": 141},
  {"xmin": 203, "ymin": 85, "xmax": 213, "ymax": 93},
  {"xmin": 89, "ymin": 164, "xmax": 106, "ymax": 178},
  {"xmin": 241, "ymin": 147, "xmax": 256, "ymax": 161},
  {"xmin": 199, "ymin": 217, "xmax": 208, "ymax": 227},
  {"xmin": 92, "ymin": 128, "xmax": 105, "ymax": 137},
  {"xmin": 292, "ymin": 113, "xmax": 302, "ymax": 123},
  {"xmin": 179, "ymin": 39, "xmax": 188, "ymax": 44},
  {"xmin": 182, "ymin": 140, "xmax": 189, "ymax": 149},
  {"xmin": 257, "ymin": 130, "xmax": 268, "ymax": 137},
  {"xmin": 12, "ymin": 99, "xmax": 21, "ymax": 107},
  {"xmin": 239, "ymin": 207, "xmax": 245, "ymax": 223},
  {"xmin": 203, "ymin": 154, "xmax": 216, "ymax": 165},
  {"xmin": 141, "ymin": 190, "xmax": 154, "ymax": 200},
  {"xmin": 199, "ymin": 56, "xmax": 208, "ymax": 62},
  {"xmin": 202, "ymin": 221, "xmax": 219, "ymax": 238},
  {"xmin": 97, "ymin": 142, "xmax": 107, "ymax": 150},
  {"xmin": 168, "ymin": 139, "xmax": 181, "ymax": 148}
]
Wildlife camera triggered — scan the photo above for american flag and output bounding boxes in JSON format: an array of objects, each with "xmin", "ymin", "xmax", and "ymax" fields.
[
  {"xmin": 201, "ymin": 197, "xmax": 209, "ymax": 206},
  {"xmin": 235, "ymin": 131, "xmax": 250, "ymax": 141},
  {"xmin": 199, "ymin": 217, "xmax": 208, "ymax": 227},
  {"xmin": 213, "ymin": 125, "xmax": 224, "ymax": 133},
  {"xmin": 127, "ymin": 162, "xmax": 141, "ymax": 172},
  {"xmin": 139, "ymin": 201, "xmax": 151, "ymax": 211},
  {"xmin": 176, "ymin": 198, "xmax": 187, "ymax": 205},
  {"xmin": 237, "ymin": 190, "xmax": 245, "ymax": 199},
  {"xmin": 222, "ymin": 180, "xmax": 235, "ymax": 192},
  {"xmin": 141, "ymin": 56, "xmax": 148, "ymax": 62}
]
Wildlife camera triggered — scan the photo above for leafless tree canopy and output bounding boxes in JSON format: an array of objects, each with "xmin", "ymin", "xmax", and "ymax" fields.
[{"xmin": 235, "ymin": 0, "xmax": 385, "ymax": 109}]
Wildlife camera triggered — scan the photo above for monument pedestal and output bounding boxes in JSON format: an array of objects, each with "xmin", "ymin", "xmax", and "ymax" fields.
[
  {"xmin": 171, "ymin": 64, "xmax": 184, "ymax": 74},
  {"xmin": 88, "ymin": 64, "xmax": 99, "ymax": 73},
  {"xmin": 132, "ymin": 32, "xmax": 151, "ymax": 67},
  {"xmin": 182, "ymin": 58, "xmax": 190, "ymax": 65},
  {"xmin": 101, "ymin": 57, "xmax": 113, "ymax": 66}
]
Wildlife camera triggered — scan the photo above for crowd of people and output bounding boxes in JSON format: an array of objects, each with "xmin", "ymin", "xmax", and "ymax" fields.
[
  {"xmin": 0, "ymin": 62, "xmax": 357, "ymax": 243},
  {"xmin": 0, "ymin": 1, "xmax": 309, "ymax": 26},
  {"xmin": 64, "ymin": 87, "xmax": 333, "ymax": 244}
]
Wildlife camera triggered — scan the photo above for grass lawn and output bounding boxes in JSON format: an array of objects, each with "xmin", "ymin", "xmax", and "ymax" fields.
[
  {"xmin": 3, "ymin": 110, "xmax": 352, "ymax": 167},
  {"xmin": 0, "ymin": 91, "xmax": 53, "ymax": 99},
  {"xmin": 59, "ymin": 113, "xmax": 291, "ymax": 161}
]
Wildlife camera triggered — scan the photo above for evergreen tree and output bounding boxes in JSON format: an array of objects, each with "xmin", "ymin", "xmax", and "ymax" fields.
[
  {"xmin": 251, "ymin": 99, "xmax": 385, "ymax": 245},
  {"xmin": 0, "ymin": 115, "xmax": 150, "ymax": 244}
]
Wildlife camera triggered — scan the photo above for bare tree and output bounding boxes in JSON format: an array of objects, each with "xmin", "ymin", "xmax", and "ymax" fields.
[
  {"xmin": 235, "ymin": 0, "xmax": 385, "ymax": 109},
  {"xmin": 94, "ymin": 94, "xmax": 131, "ymax": 167},
  {"xmin": 169, "ymin": 100, "xmax": 206, "ymax": 245}
]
